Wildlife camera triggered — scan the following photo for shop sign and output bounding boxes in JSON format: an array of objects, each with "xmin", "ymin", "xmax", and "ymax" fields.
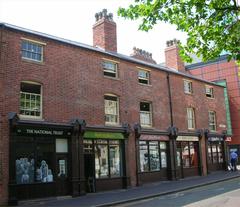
[
  {"xmin": 140, "ymin": 135, "xmax": 169, "ymax": 141},
  {"xmin": 176, "ymin": 136, "xmax": 199, "ymax": 141},
  {"xmin": 225, "ymin": 137, "xmax": 232, "ymax": 142},
  {"xmin": 16, "ymin": 126, "xmax": 71, "ymax": 137},
  {"xmin": 208, "ymin": 137, "xmax": 223, "ymax": 142}
]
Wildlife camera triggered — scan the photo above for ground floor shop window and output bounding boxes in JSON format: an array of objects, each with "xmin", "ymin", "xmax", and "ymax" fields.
[
  {"xmin": 84, "ymin": 139, "xmax": 122, "ymax": 179},
  {"xmin": 139, "ymin": 141, "xmax": 167, "ymax": 172},
  {"xmin": 208, "ymin": 142, "xmax": 223, "ymax": 164},
  {"xmin": 15, "ymin": 137, "xmax": 68, "ymax": 184},
  {"xmin": 177, "ymin": 141, "xmax": 198, "ymax": 168}
]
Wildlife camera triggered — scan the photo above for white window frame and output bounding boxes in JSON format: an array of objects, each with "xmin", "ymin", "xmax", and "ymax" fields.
[
  {"xmin": 103, "ymin": 61, "xmax": 118, "ymax": 78},
  {"xmin": 20, "ymin": 81, "xmax": 42, "ymax": 120},
  {"xmin": 138, "ymin": 69, "xmax": 150, "ymax": 85},
  {"xmin": 205, "ymin": 86, "xmax": 214, "ymax": 98},
  {"xmin": 140, "ymin": 102, "xmax": 152, "ymax": 127},
  {"xmin": 209, "ymin": 111, "xmax": 216, "ymax": 131},
  {"xmin": 104, "ymin": 95, "xmax": 119, "ymax": 125},
  {"xmin": 183, "ymin": 80, "xmax": 193, "ymax": 94},
  {"xmin": 187, "ymin": 107, "xmax": 195, "ymax": 129},
  {"xmin": 21, "ymin": 38, "xmax": 45, "ymax": 62}
]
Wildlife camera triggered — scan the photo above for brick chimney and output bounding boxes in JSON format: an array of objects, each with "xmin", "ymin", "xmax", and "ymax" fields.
[
  {"xmin": 130, "ymin": 47, "xmax": 156, "ymax": 64},
  {"xmin": 165, "ymin": 39, "xmax": 185, "ymax": 72},
  {"xmin": 93, "ymin": 9, "xmax": 117, "ymax": 52}
]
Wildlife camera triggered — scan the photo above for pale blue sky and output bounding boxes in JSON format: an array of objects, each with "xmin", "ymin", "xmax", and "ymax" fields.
[{"xmin": 0, "ymin": 0, "xmax": 187, "ymax": 63}]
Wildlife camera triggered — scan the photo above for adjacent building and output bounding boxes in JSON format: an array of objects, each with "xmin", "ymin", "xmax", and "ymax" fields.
[
  {"xmin": 0, "ymin": 10, "xmax": 228, "ymax": 205},
  {"xmin": 187, "ymin": 56, "xmax": 239, "ymax": 153}
]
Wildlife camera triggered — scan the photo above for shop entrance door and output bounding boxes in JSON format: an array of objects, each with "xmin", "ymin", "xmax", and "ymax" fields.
[
  {"xmin": 176, "ymin": 144, "xmax": 183, "ymax": 179},
  {"xmin": 56, "ymin": 154, "xmax": 70, "ymax": 196},
  {"xmin": 84, "ymin": 154, "xmax": 95, "ymax": 192}
]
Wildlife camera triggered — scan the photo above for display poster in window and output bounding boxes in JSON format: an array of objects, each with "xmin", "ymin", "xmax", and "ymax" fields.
[
  {"xmin": 16, "ymin": 157, "xmax": 35, "ymax": 184},
  {"xmin": 58, "ymin": 159, "xmax": 67, "ymax": 177},
  {"xmin": 36, "ymin": 160, "xmax": 53, "ymax": 183}
]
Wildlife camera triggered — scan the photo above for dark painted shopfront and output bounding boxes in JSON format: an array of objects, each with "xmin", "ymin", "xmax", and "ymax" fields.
[
  {"xmin": 205, "ymin": 131, "xmax": 228, "ymax": 173},
  {"xmin": 137, "ymin": 134, "xmax": 169, "ymax": 184},
  {"xmin": 8, "ymin": 113, "xmax": 129, "ymax": 204},
  {"xmin": 175, "ymin": 135, "xmax": 202, "ymax": 178}
]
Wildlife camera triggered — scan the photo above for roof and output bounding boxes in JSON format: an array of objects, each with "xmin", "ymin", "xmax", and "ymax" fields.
[
  {"xmin": 0, "ymin": 22, "xmax": 224, "ymax": 88},
  {"xmin": 186, "ymin": 55, "xmax": 229, "ymax": 70}
]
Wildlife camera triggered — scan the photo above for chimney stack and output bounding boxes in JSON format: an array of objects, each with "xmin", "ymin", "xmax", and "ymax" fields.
[
  {"xmin": 165, "ymin": 39, "xmax": 185, "ymax": 72},
  {"xmin": 130, "ymin": 47, "xmax": 156, "ymax": 64},
  {"xmin": 93, "ymin": 9, "xmax": 117, "ymax": 52}
]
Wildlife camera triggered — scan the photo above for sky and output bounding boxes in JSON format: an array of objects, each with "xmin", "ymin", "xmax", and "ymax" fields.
[{"xmin": 0, "ymin": 0, "xmax": 187, "ymax": 63}]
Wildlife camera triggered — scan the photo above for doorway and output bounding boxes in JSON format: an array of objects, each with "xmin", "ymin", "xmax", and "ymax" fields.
[
  {"xmin": 56, "ymin": 154, "xmax": 70, "ymax": 196},
  {"xmin": 84, "ymin": 154, "xmax": 95, "ymax": 192}
]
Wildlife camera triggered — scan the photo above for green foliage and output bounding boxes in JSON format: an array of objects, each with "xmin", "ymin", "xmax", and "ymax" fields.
[{"xmin": 118, "ymin": 0, "xmax": 240, "ymax": 64}]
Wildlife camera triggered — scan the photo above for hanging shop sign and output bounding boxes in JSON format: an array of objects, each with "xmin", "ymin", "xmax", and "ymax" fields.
[
  {"xmin": 15, "ymin": 125, "xmax": 72, "ymax": 137},
  {"xmin": 140, "ymin": 135, "xmax": 169, "ymax": 141},
  {"xmin": 208, "ymin": 137, "xmax": 223, "ymax": 142},
  {"xmin": 176, "ymin": 136, "xmax": 199, "ymax": 141},
  {"xmin": 225, "ymin": 137, "xmax": 232, "ymax": 142}
]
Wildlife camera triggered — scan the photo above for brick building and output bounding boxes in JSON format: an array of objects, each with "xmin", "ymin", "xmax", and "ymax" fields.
[
  {"xmin": 0, "ymin": 10, "xmax": 228, "ymax": 205},
  {"xmin": 186, "ymin": 56, "xmax": 239, "ymax": 153}
]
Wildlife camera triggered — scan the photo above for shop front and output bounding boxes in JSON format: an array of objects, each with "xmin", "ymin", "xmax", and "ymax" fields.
[
  {"xmin": 176, "ymin": 135, "xmax": 201, "ymax": 178},
  {"xmin": 137, "ymin": 134, "xmax": 169, "ymax": 184},
  {"xmin": 8, "ymin": 119, "xmax": 72, "ymax": 202},
  {"xmin": 83, "ymin": 130, "xmax": 127, "ymax": 192},
  {"xmin": 206, "ymin": 136, "xmax": 226, "ymax": 172}
]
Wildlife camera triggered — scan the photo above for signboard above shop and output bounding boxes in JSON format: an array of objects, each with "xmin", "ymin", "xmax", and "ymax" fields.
[
  {"xmin": 140, "ymin": 135, "xmax": 169, "ymax": 141},
  {"xmin": 208, "ymin": 137, "xmax": 224, "ymax": 142},
  {"xmin": 176, "ymin": 136, "xmax": 199, "ymax": 141},
  {"xmin": 15, "ymin": 125, "xmax": 72, "ymax": 137}
]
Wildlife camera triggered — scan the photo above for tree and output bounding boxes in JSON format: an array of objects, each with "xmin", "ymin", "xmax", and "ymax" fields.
[{"xmin": 118, "ymin": 0, "xmax": 240, "ymax": 63}]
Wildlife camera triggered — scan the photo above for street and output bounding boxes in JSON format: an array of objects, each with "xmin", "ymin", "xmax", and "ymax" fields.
[{"xmin": 116, "ymin": 177, "xmax": 240, "ymax": 207}]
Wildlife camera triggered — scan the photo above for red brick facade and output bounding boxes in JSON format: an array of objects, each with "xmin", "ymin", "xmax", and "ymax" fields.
[
  {"xmin": 187, "ymin": 59, "xmax": 240, "ymax": 146},
  {"xmin": 0, "ymin": 16, "xmax": 228, "ymax": 205}
]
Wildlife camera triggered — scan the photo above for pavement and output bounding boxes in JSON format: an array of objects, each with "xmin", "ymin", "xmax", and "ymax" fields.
[{"xmin": 18, "ymin": 170, "xmax": 240, "ymax": 207}]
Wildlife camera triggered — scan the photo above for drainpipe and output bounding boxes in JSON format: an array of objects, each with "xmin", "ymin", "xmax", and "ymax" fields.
[
  {"xmin": 167, "ymin": 73, "xmax": 173, "ymax": 126},
  {"xmin": 166, "ymin": 73, "xmax": 177, "ymax": 180}
]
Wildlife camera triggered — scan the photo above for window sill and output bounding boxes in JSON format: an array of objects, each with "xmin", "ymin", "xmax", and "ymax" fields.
[
  {"xmin": 22, "ymin": 58, "xmax": 45, "ymax": 65},
  {"xmin": 105, "ymin": 123, "xmax": 121, "ymax": 127},
  {"xmin": 138, "ymin": 83, "xmax": 152, "ymax": 87},
  {"xmin": 19, "ymin": 115, "xmax": 44, "ymax": 121},
  {"xmin": 103, "ymin": 75, "xmax": 120, "ymax": 81},
  {"xmin": 141, "ymin": 125, "xmax": 154, "ymax": 129},
  {"xmin": 184, "ymin": 92, "xmax": 193, "ymax": 95}
]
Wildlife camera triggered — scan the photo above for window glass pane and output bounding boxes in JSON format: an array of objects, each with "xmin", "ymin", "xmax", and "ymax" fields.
[
  {"xmin": 182, "ymin": 142, "xmax": 190, "ymax": 168},
  {"xmin": 105, "ymin": 96, "xmax": 118, "ymax": 124},
  {"xmin": 149, "ymin": 142, "xmax": 160, "ymax": 171},
  {"xmin": 20, "ymin": 82, "xmax": 41, "ymax": 117},
  {"xmin": 161, "ymin": 151, "xmax": 167, "ymax": 168},
  {"xmin": 36, "ymin": 143, "xmax": 54, "ymax": 183},
  {"xmin": 95, "ymin": 145, "xmax": 109, "ymax": 178},
  {"xmin": 56, "ymin": 139, "xmax": 68, "ymax": 153},
  {"xmin": 160, "ymin": 142, "xmax": 166, "ymax": 149},
  {"xmin": 139, "ymin": 144, "xmax": 149, "ymax": 172},
  {"xmin": 212, "ymin": 145, "xmax": 218, "ymax": 163},
  {"xmin": 190, "ymin": 142, "xmax": 198, "ymax": 167},
  {"xmin": 208, "ymin": 144, "xmax": 212, "ymax": 164},
  {"xmin": 16, "ymin": 141, "xmax": 34, "ymax": 184},
  {"xmin": 21, "ymin": 41, "xmax": 43, "ymax": 61},
  {"xmin": 110, "ymin": 145, "xmax": 120, "ymax": 177},
  {"xmin": 57, "ymin": 158, "xmax": 67, "ymax": 178}
]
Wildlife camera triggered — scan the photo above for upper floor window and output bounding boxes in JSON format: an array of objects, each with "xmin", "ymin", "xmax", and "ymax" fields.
[
  {"xmin": 138, "ymin": 69, "xmax": 150, "ymax": 85},
  {"xmin": 205, "ymin": 86, "xmax": 214, "ymax": 98},
  {"xmin": 184, "ymin": 80, "xmax": 193, "ymax": 94},
  {"xmin": 209, "ymin": 111, "xmax": 216, "ymax": 131},
  {"xmin": 140, "ymin": 102, "xmax": 152, "ymax": 127},
  {"xmin": 21, "ymin": 40, "xmax": 43, "ymax": 62},
  {"xmin": 20, "ymin": 82, "xmax": 42, "ymax": 118},
  {"xmin": 104, "ymin": 95, "xmax": 119, "ymax": 125},
  {"xmin": 187, "ymin": 107, "xmax": 195, "ymax": 129},
  {"xmin": 103, "ymin": 61, "xmax": 118, "ymax": 78}
]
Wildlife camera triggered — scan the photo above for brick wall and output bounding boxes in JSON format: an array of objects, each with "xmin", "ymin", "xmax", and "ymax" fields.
[{"xmin": 0, "ymin": 27, "xmax": 227, "ymax": 204}]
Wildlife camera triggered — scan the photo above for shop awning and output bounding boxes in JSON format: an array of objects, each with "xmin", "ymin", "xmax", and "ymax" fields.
[{"xmin": 83, "ymin": 131, "xmax": 124, "ymax": 139}]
